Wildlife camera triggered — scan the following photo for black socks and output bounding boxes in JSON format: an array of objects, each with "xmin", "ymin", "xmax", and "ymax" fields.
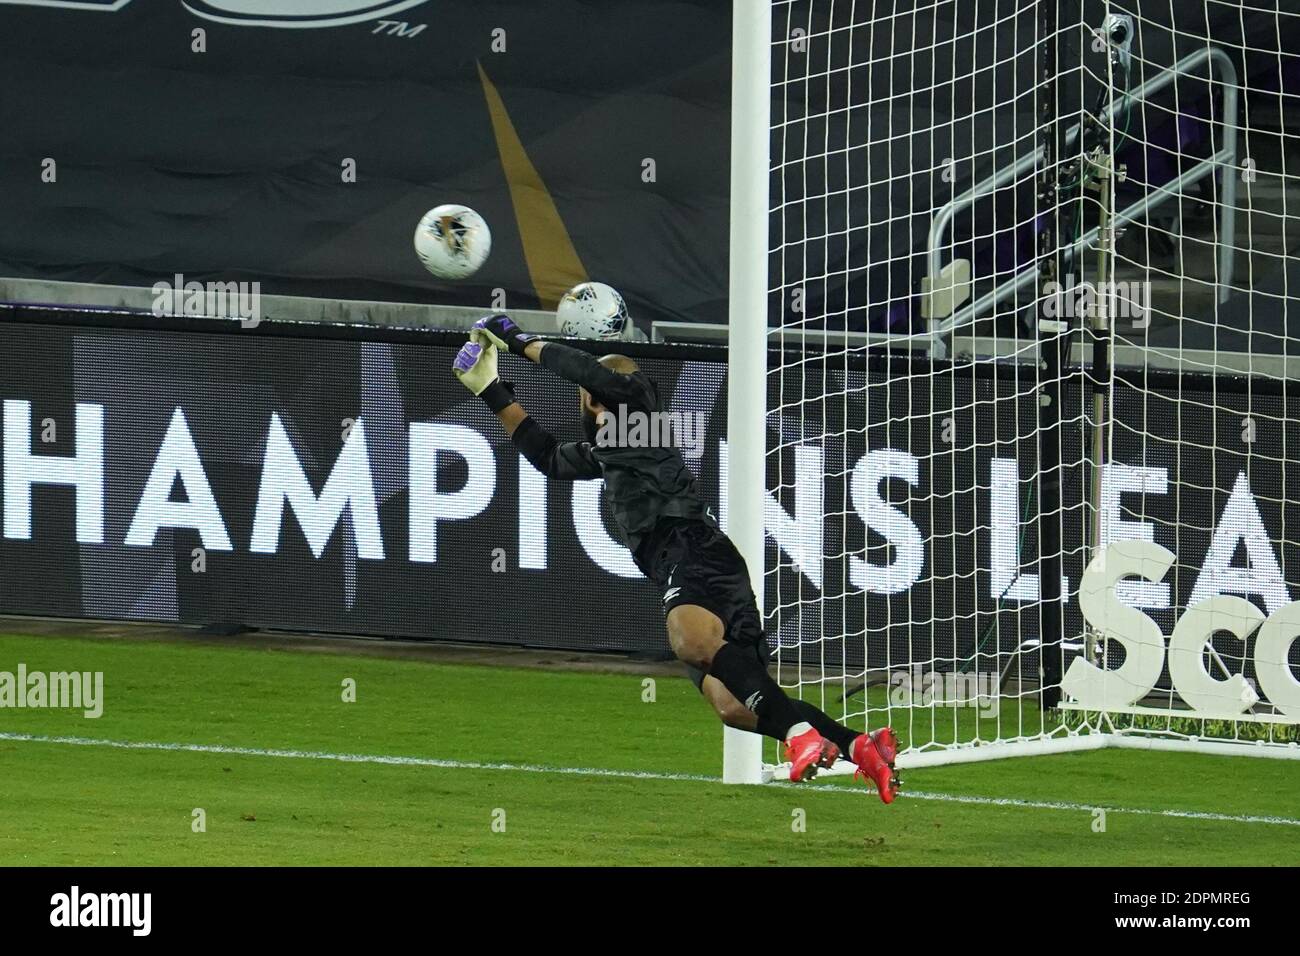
[
  {"xmin": 756, "ymin": 699, "xmax": 858, "ymax": 754},
  {"xmin": 787, "ymin": 700, "xmax": 859, "ymax": 755},
  {"xmin": 707, "ymin": 643, "xmax": 861, "ymax": 752},
  {"xmin": 707, "ymin": 642, "xmax": 804, "ymax": 741}
]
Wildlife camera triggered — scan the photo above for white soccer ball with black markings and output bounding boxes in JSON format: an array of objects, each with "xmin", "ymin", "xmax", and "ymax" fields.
[
  {"xmin": 414, "ymin": 204, "xmax": 492, "ymax": 280},
  {"xmin": 557, "ymin": 281, "xmax": 632, "ymax": 341}
]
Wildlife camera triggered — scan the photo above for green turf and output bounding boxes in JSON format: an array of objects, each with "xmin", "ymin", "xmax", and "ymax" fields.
[{"xmin": 0, "ymin": 632, "xmax": 1296, "ymax": 866}]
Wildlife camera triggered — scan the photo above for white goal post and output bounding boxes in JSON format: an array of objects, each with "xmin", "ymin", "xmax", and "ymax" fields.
[
  {"xmin": 723, "ymin": 0, "xmax": 772, "ymax": 784},
  {"xmin": 724, "ymin": 0, "xmax": 1300, "ymax": 782}
]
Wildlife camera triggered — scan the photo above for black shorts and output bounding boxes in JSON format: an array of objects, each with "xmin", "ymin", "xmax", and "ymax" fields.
[{"xmin": 646, "ymin": 519, "xmax": 770, "ymax": 691}]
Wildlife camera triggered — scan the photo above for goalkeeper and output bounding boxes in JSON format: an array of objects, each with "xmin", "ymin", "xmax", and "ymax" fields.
[{"xmin": 454, "ymin": 314, "xmax": 898, "ymax": 802}]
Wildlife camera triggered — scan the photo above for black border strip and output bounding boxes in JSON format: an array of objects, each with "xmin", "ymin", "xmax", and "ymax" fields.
[
  {"xmin": 5, "ymin": 303, "xmax": 1294, "ymax": 396},
  {"xmin": 0, "ymin": 303, "xmax": 729, "ymax": 363}
]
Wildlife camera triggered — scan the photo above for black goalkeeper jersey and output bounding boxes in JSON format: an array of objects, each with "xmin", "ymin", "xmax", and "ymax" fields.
[{"xmin": 510, "ymin": 342, "xmax": 715, "ymax": 572}]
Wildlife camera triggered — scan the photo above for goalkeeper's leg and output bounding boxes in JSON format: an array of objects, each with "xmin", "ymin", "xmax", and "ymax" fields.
[
  {"xmin": 697, "ymin": 668, "xmax": 899, "ymax": 771},
  {"xmin": 669, "ymin": 603, "xmax": 832, "ymax": 781},
  {"xmin": 698, "ymin": 673, "xmax": 856, "ymax": 755},
  {"xmin": 655, "ymin": 520, "xmax": 894, "ymax": 795},
  {"xmin": 692, "ymin": 668, "xmax": 899, "ymax": 803}
]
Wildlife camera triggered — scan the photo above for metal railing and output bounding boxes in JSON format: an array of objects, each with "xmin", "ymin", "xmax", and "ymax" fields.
[
  {"xmin": 651, "ymin": 319, "xmax": 917, "ymax": 349},
  {"xmin": 925, "ymin": 46, "xmax": 1239, "ymax": 354}
]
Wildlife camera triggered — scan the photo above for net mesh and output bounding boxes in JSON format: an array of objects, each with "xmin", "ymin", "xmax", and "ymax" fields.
[{"xmin": 765, "ymin": 0, "xmax": 1300, "ymax": 766}]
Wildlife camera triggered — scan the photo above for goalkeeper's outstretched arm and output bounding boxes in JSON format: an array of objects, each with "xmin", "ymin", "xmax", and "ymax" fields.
[
  {"xmin": 451, "ymin": 335, "xmax": 600, "ymax": 481},
  {"xmin": 475, "ymin": 314, "xmax": 654, "ymax": 411},
  {"xmin": 509, "ymin": 411, "xmax": 600, "ymax": 480}
]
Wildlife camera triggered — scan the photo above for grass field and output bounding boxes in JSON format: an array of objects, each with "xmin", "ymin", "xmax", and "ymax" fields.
[{"xmin": 0, "ymin": 629, "xmax": 1296, "ymax": 866}]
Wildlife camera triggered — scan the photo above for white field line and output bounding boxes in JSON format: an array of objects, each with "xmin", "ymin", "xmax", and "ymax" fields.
[{"xmin": 3, "ymin": 730, "xmax": 1298, "ymax": 829}]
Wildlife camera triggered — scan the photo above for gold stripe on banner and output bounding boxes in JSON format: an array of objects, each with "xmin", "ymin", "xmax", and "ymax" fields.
[{"xmin": 478, "ymin": 61, "xmax": 587, "ymax": 310}]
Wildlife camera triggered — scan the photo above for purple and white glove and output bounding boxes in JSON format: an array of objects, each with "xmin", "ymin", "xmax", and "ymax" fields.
[
  {"xmin": 452, "ymin": 339, "xmax": 515, "ymax": 412},
  {"xmin": 473, "ymin": 314, "xmax": 539, "ymax": 357}
]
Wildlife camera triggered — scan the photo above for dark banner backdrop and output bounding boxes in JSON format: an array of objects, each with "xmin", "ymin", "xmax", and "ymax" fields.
[
  {"xmin": 5, "ymin": 307, "xmax": 1297, "ymax": 687},
  {"xmin": 0, "ymin": 0, "xmax": 732, "ymax": 324},
  {"xmin": 2, "ymin": 2, "xmax": 1287, "ymax": 336},
  {"xmin": 0, "ymin": 310, "xmax": 729, "ymax": 654}
]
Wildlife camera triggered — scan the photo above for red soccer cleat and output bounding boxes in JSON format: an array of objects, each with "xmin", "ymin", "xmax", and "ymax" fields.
[
  {"xmin": 869, "ymin": 726, "xmax": 898, "ymax": 768},
  {"xmin": 785, "ymin": 726, "xmax": 840, "ymax": 782},
  {"xmin": 849, "ymin": 729, "xmax": 900, "ymax": 804}
]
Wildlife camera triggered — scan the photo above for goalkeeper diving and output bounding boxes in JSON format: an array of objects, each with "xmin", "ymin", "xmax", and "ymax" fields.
[{"xmin": 454, "ymin": 313, "xmax": 899, "ymax": 801}]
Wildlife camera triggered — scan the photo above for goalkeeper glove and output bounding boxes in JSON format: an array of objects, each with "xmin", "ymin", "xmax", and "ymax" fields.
[
  {"xmin": 452, "ymin": 339, "xmax": 516, "ymax": 412},
  {"xmin": 473, "ymin": 313, "xmax": 539, "ymax": 357}
]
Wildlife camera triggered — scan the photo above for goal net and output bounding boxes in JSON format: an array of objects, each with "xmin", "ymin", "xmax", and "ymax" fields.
[{"xmin": 731, "ymin": 0, "xmax": 1300, "ymax": 778}]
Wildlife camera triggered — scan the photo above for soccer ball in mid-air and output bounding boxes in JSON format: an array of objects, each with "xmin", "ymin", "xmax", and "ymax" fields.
[
  {"xmin": 558, "ymin": 281, "xmax": 632, "ymax": 340},
  {"xmin": 414, "ymin": 204, "xmax": 491, "ymax": 279}
]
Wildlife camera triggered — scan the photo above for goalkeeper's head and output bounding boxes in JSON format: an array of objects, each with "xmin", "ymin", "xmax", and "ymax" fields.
[{"xmin": 579, "ymin": 354, "xmax": 638, "ymax": 444}]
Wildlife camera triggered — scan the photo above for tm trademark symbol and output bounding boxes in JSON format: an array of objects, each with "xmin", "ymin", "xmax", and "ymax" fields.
[{"xmin": 372, "ymin": 20, "xmax": 426, "ymax": 38}]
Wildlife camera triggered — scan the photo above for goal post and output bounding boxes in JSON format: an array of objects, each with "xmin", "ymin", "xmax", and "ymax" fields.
[
  {"xmin": 724, "ymin": 0, "xmax": 1300, "ymax": 782},
  {"xmin": 722, "ymin": 0, "xmax": 772, "ymax": 784}
]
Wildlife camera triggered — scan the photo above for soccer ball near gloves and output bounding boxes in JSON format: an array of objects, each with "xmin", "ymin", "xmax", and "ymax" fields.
[{"xmin": 557, "ymin": 281, "xmax": 632, "ymax": 340}]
